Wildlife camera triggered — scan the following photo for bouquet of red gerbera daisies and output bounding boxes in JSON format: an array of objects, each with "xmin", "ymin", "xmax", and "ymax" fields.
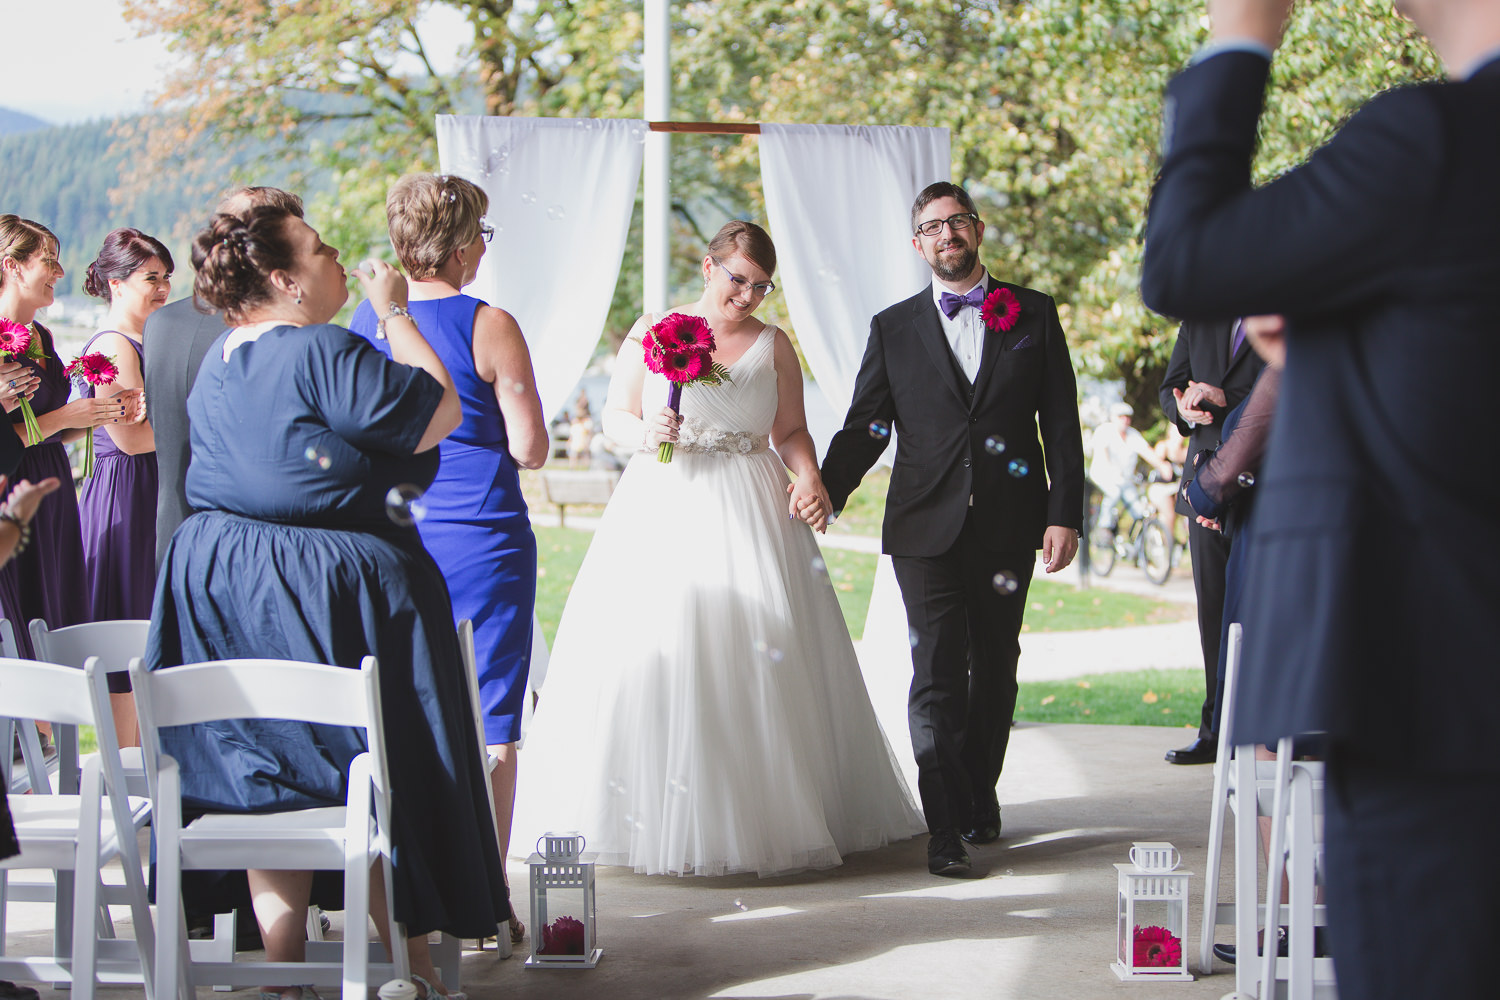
[
  {"xmin": 64, "ymin": 351, "xmax": 121, "ymax": 478},
  {"xmin": 641, "ymin": 312, "xmax": 732, "ymax": 463},
  {"xmin": 0, "ymin": 318, "xmax": 45, "ymax": 445}
]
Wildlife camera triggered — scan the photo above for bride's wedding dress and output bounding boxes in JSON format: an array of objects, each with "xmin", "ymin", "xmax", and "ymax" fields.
[{"xmin": 512, "ymin": 325, "xmax": 925, "ymax": 876}]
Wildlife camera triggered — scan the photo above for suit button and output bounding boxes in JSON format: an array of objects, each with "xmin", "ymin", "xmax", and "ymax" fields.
[
  {"xmin": 969, "ymin": 417, "xmax": 977, "ymax": 424},
  {"xmin": 962, "ymin": 458, "xmax": 971, "ymax": 468}
]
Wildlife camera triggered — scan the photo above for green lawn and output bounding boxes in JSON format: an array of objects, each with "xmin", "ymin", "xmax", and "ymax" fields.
[{"xmin": 1015, "ymin": 668, "xmax": 1205, "ymax": 728}]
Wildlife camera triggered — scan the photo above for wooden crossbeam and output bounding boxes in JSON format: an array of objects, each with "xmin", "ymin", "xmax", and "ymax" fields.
[{"xmin": 648, "ymin": 121, "xmax": 761, "ymax": 134}]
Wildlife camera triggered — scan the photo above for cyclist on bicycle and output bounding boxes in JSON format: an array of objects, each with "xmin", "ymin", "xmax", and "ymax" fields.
[{"xmin": 1089, "ymin": 402, "xmax": 1174, "ymax": 532}]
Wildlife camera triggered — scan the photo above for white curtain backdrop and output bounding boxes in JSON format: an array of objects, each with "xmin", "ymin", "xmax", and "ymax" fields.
[
  {"xmin": 436, "ymin": 115, "xmax": 647, "ymax": 422},
  {"xmin": 760, "ymin": 125, "xmax": 950, "ymax": 752},
  {"xmin": 759, "ymin": 123, "xmax": 950, "ymax": 419}
]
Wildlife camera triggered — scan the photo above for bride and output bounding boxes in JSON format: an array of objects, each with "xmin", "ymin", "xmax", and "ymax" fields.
[{"xmin": 513, "ymin": 222, "xmax": 924, "ymax": 876}]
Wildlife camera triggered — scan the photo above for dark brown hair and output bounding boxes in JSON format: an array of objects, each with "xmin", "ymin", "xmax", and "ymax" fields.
[
  {"xmin": 706, "ymin": 220, "xmax": 776, "ymax": 277},
  {"xmin": 910, "ymin": 182, "xmax": 978, "ymax": 233},
  {"xmin": 191, "ymin": 206, "xmax": 298, "ymax": 322},
  {"xmin": 215, "ymin": 186, "xmax": 305, "ymax": 218},
  {"xmin": 84, "ymin": 228, "xmax": 174, "ymax": 301}
]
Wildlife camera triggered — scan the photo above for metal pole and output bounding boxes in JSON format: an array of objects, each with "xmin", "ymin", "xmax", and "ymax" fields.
[{"xmin": 643, "ymin": 0, "xmax": 670, "ymax": 314}]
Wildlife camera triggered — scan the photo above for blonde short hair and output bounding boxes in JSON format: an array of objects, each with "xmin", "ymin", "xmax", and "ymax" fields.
[
  {"xmin": 0, "ymin": 215, "xmax": 59, "ymax": 288},
  {"xmin": 386, "ymin": 174, "xmax": 489, "ymax": 280}
]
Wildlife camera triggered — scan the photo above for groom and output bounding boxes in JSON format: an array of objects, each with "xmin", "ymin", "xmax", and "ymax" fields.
[{"xmin": 822, "ymin": 181, "xmax": 1084, "ymax": 876}]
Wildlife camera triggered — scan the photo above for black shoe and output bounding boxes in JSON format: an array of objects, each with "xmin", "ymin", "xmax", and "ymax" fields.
[
  {"xmin": 926, "ymin": 829, "xmax": 972, "ymax": 877},
  {"xmin": 1214, "ymin": 926, "xmax": 1308, "ymax": 966},
  {"xmin": 1165, "ymin": 737, "xmax": 1217, "ymax": 765},
  {"xmin": 0, "ymin": 981, "xmax": 41, "ymax": 1000},
  {"xmin": 962, "ymin": 792, "xmax": 1002, "ymax": 845}
]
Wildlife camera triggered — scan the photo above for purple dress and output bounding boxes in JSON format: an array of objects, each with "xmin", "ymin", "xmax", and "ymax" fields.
[
  {"xmin": 0, "ymin": 322, "xmax": 88, "ymax": 657},
  {"xmin": 78, "ymin": 332, "xmax": 158, "ymax": 619}
]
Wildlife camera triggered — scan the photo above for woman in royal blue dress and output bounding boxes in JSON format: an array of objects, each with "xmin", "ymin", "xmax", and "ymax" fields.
[
  {"xmin": 148, "ymin": 205, "xmax": 504, "ymax": 1000},
  {"xmin": 77, "ymin": 227, "xmax": 175, "ymax": 748},
  {"xmin": 351, "ymin": 173, "xmax": 547, "ymax": 944},
  {"xmin": 1, "ymin": 215, "xmax": 143, "ymax": 663}
]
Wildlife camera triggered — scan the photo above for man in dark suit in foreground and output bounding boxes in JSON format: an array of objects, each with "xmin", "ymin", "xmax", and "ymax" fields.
[
  {"xmin": 822, "ymin": 182, "xmax": 1084, "ymax": 877},
  {"xmin": 1141, "ymin": 0, "xmax": 1500, "ymax": 994},
  {"xmin": 1158, "ymin": 320, "xmax": 1264, "ymax": 765},
  {"xmin": 145, "ymin": 187, "xmax": 303, "ymax": 569}
]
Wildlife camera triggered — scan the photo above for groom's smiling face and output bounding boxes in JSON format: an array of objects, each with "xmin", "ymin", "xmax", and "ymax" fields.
[{"xmin": 912, "ymin": 196, "xmax": 985, "ymax": 286}]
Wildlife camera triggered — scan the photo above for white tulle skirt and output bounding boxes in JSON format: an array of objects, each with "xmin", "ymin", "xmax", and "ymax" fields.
[{"xmin": 512, "ymin": 445, "xmax": 925, "ymax": 876}]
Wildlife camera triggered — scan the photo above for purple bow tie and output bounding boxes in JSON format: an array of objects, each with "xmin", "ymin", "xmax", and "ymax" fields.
[{"xmin": 939, "ymin": 286, "xmax": 986, "ymax": 319}]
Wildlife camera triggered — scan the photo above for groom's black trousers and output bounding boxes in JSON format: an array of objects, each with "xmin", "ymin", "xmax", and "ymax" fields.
[{"xmin": 891, "ymin": 510, "xmax": 1035, "ymax": 833}]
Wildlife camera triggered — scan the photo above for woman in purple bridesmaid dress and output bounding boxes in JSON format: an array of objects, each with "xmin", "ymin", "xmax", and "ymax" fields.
[
  {"xmin": 0, "ymin": 216, "xmax": 144, "ymax": 664},
  {"xmin": 76, "ymin": 228, "xmax": 174, "ymax": 747}
]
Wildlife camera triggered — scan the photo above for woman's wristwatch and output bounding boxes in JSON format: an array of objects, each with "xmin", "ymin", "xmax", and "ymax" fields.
[
  {"xmin": 376, "ymin": 303, "xmax": 415, "ymax": 340},
  {"xmin": 0, "ymin": 508, "xmax": 31, "ymax": 557}
]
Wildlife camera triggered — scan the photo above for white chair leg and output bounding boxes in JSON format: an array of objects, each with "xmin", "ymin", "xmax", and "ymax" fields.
[
  {"xmin": 1233, "ymin": 750, "xmax": 1261, "ymax": 999},
  {"xmin": 1260, "ymin": 740, "xmax": 1295, "ymax": 1000},
  {"xmin": 70, "ymin": 761, "xmax": 105, "ymax": 1000},
  {"xmin": 1201, "ymin": 748, "xmax": 1229, "ymax": 973}
]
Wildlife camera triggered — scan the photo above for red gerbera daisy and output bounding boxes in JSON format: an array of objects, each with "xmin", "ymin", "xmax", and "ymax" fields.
[
  {"xmin": 1133, "ymin": 925, "xmax": 1182, "ymax": 968},
  {"xmin": 65, "ymin": 351, "xmax": 120, "ymax": 387},
  {"xmin": 661, "ymin": 347, "xmax": 708, "ymax": 383},
  {"xmin": 0, "ymin": 318, "xmax": 32, "ymax": 358},
  {"xmin": 980, "ymin": 287, "xmax": 1022, "ymax": 333},
  {"xmin": 650, "ymin": 311, "xmax": 716, "ymax": 353},
  {"xmin": 538, "ymin": 915, "xmax": 587, "ymax": 955}
]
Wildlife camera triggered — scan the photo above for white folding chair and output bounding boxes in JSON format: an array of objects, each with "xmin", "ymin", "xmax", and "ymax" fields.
[
  {"xmin": 1260, "ymin": 736, "xmax": 1337, "ymax": 1000},
  {"xmin": 0, "ymin": 656, "xmax": 157, "ymax": 1000},
  {"xmin": 457, "ymin": 619, "xmax": 512, "ymax": 959},
  {"xmin": 129, "ymin": 654, "xmax": 410, "ymax": 1000}
]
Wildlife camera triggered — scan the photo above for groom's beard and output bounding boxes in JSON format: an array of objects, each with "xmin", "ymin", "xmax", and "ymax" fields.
[{"xmin": 930, "ymin": 242, "xmax": 978, "ymax": 283}]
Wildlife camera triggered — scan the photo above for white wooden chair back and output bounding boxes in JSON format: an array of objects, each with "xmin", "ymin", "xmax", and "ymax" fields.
[
  {"xmin": 29, "ymin": 619, "xmax": 150, "ymax": 674},
  {"xmin": 457, "ymin": 619, "xmax": 511, "ymax": 957}
]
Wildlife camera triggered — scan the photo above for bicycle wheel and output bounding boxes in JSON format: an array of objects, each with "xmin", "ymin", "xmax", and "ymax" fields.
[
  {"xmin": 1089, "ymin": 523, "xmax": 1117, "ymax": 577},
  {"xmin": 1142, "ymin": 518, "xmax": 1173, "ymax": 585}
]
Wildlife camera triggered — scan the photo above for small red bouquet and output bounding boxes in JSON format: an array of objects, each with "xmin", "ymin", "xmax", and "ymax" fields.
[
  {"xmin": 641, "ymin": 312, "xmax": 732, "ymax": 463},
  {"xmin": 0, "ymin": 318, "xmax": 45, "ymax": 445},
  {"xmin": 64, "ymin": 351, "xmax": 121, "ymax": 478}
]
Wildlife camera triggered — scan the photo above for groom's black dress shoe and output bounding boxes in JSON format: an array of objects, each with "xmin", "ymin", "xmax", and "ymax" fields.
[
  {"xmin": 1212, "ymin": 926, "xmax": 1327, "ymax": 965},
  {"xmin": 1164, "ymin": 737, "xmax": 1216, "ymax": 765},
  {"xmin": 963, "ymin": 794, "xmax": 1002, "ymax": 845},
  {"xmin": 927, "ymin": 830, "xmax": 971, "ymax": 877}
]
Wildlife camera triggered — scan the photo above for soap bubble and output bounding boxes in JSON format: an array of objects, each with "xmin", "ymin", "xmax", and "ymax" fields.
[
  {"xmin": 520, "ymin": 191, "xmax": 537, "ymax": 205},
  {"xmin": 304, "ymin": 445, "xmax": 332, "ymax": 471},
  {"xmin": 908, "ymin": 627, "xmax": 920, "ymax": 649},
  {"xmin": 984, "ymin": 436, "xmax": 1007, "ymax": 456},
  {"xmin": 1007, "ymin": 458, "xmax": 1030, "ymax": 478},
  {"xmin": 733, "ymin": 898, "xmax": 748, "ymax": 912},
  {"xmin": 810, "ymin": 556, "xmax": 827, "ymax": 575},
  {"xmin": 385, "ymin": 484, "xmax": 427, "ymax": 527},
  {"xmin": 867, "ymin": 420, "xmax": 891, "ymax": 440},
  {"xmin": 1237, "ymin": 472, "xmax": 1256, "ymax": 488},
  {"xmin": 547, "ymin": 204, "xmax": 566, "ymax": 222},
  {"xmin": 992, "ymin": 570, "xmax": 1020, "ymax": 595}
]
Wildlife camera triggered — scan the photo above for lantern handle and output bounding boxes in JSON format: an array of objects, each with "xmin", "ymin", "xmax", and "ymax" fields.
[{"xmin": 536, "ymin": 831, "xmax": 587, "ymax": 858}]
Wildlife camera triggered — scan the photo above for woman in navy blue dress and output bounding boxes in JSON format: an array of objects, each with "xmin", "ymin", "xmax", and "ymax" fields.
[
  {"xmin": 147, "ymin": 205, "xmax": 500, "ymax": 1000},
  {"xmin": 351, "ymin": 173, "xmax": 546, "ymax": 944}
]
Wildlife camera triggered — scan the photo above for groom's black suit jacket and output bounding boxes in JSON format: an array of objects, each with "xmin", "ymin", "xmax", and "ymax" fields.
[
  {"xmin": 822, "ymin": 274, "xmax": 1084, "ymax": 557},
  {"xmin": 1142, "ymin": 51, "xmax": 1500, "ymax": 769}
]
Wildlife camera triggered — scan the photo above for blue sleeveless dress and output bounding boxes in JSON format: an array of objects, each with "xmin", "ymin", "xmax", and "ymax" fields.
[{"xmin": 351, "ymin": 295, "xmax": 537, "ymax": 745}]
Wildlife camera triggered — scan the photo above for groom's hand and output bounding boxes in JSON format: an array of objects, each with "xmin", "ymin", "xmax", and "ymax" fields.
[
  {"xmin": 1042, "ymin": 525, "xmax": 1079, "ymax": 573},
  {"xmin": 786, "ymin": 479, "xmax": 831, "ymax": 533}
]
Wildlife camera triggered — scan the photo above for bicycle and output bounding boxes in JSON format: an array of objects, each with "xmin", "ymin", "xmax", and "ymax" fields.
[{"xmin": 1086, "ymin": 481, "xmax": 1175, "ymax": 585}]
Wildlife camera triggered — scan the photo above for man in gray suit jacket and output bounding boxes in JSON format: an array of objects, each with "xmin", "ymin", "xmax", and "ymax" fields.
[
  {"xmin": 1142, "ymin": 0, "xmax": 1500, "ymax": 994},
  {"xmin": 145, "ymin": 187, "xmax": 303, "ymax": 568}
]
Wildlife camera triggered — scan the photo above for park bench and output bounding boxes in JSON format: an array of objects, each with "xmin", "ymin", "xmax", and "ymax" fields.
[{"xmin": 539, "ymin": 469, "xmax": 620, "ymax": 527}]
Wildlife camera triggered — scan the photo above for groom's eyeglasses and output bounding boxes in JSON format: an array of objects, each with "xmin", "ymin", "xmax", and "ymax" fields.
[
  {"xmin": 914, "ymin": 212, "xmax": 979, "ymax": 238},
  {"xmin": 717, "ymin": 261, "xmax": 775, "ymax": 296}
]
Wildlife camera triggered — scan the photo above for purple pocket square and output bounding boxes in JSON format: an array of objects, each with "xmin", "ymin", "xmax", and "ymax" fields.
[{"xmin": 1008, "ymin": 334, "xmax": 1033, "ymax": 350}]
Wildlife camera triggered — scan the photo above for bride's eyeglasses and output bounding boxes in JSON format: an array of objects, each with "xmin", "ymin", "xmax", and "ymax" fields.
[{"xmin": 717, "ymin": 261, "xmax": 775, "ymax": 297}]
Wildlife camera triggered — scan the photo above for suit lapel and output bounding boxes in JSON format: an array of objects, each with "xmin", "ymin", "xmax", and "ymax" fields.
[
  {"xmin": 969, "ymin": 274, "xmax": 1005, "ymax": 407},
  {"xmin": 911, "ymin": 286, "xmax": 970, "ymax": 406}
]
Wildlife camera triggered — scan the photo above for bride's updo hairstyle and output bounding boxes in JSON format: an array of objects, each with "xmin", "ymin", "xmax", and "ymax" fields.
[
  {"xmin": 386, "ymin": 173, "xmax": 488, "ymax": 281},
  {"xmin": 192, "ymin": 206, "xmax": 297, "ymax": 323},
  {"xmin": 84, "ymin": 228, "xmax": 174, "ymax": 302},
  {"xmin": 706, "ymin": 220, "xmax": 776, "ymax": 277}
]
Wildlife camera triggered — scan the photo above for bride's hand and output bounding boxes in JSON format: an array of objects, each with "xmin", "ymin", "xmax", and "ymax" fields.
[
  {"xmin": 786, "ymin": 476, "xmax": 832, "ymax": 534},
  {"xmin": 644, "ymin": 407, "xmax": 681, "ymax": 447}
]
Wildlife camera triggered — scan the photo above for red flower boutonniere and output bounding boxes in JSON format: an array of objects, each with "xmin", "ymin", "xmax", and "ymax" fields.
[
  {"xmin": 0, "ymin": 318, "xmax": 44, "ymax": 445},
  {"xmin": 641, "ymin": 312, "xmax": 732, "ymax": 463},
  {"xmin": 65, "ymin": 351, "xmax": 122, "ymax": 478},
  {"xmin": 980, "ymin": 287, "xmax": 1022, "ymax": 333}
]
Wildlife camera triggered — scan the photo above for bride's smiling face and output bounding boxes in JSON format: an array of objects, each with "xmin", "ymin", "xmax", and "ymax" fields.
[{"xmin": 702, "ymin": 252, "xmax": 773, "ymax": 320}]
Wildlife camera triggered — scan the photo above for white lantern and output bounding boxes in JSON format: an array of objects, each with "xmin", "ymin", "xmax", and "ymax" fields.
[
  {"xmin": 1112, "ymin": 841, "xmax": 1193, "ymax": 982},
  {"xmin": 526, "ymin": 832, "xmax": 602, "ymax": 969}
]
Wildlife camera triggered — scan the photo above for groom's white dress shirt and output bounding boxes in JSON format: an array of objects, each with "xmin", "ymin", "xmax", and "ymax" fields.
[{"xmin": 932, "ymin": 277, "xmax": 986, "ymax": 384}]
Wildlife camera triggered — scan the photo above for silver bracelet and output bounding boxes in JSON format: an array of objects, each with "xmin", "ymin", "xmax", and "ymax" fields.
[
  {"xmin": 376, "ymin": 303, "xmax": 414, "ymax": 340},
  {"xmin": 1, "ymin": 509, "xmax": 31, "ymax": 557}
]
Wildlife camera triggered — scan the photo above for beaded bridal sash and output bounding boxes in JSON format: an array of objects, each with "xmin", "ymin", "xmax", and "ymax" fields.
[{"xmin": 646, "ymin": 416, "xmax": 769, "ymax": 455}]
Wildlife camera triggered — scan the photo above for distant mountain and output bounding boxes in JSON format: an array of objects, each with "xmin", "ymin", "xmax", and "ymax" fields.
[{"xmin": 0, "ymin": 107, "xmax": 50, "ymax": 137}]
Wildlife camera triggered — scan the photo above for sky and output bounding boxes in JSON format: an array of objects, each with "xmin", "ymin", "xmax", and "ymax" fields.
[{"xmin": 10, "ymin": 1, "xmax": 471, "ymax": 126}]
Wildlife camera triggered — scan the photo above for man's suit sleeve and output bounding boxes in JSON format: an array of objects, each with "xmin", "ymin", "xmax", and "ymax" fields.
[
  {"xmin": 1158, "ymin": 328, "xmax": 1194, "ymax": 436},
  {"xmin": 1142, "ymin": 50, "xmax": 1444, "ymax": 320},
  {"xmin": 821, "ymin": 314, "xmax": 894, "ymax": 514},
  {"xmin": 1037, "ymin": 297, "xmax": 1085, "ymax": 531}
]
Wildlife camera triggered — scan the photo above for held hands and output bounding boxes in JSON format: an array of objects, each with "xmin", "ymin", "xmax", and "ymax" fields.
[
  {"xmin": 352, "ymin": 259, "xmax": 409, "ymax": 316},
  {"xmin": 644, "ymin": 407, "xmax": 681, "ymax": 448},
  {"xmin": 786, "ymin": 474, "xmax": 833, "ymax": 534},
  {"xmin": 65, "ymin": 388, "xmax": 145, "ymax": 429},
  {"xmin": 1042, "ymin": 525, "xmax": 1079, "ymax": 574},
  {"xmin": 1173, "ymin": 381, "xmax": 1224, "ymax": 424}
]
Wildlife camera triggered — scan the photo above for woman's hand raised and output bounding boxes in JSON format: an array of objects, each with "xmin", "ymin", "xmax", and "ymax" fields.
[{"xmin": 352, "ymin": 259, "xmax": 410, "ymax": 317}]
